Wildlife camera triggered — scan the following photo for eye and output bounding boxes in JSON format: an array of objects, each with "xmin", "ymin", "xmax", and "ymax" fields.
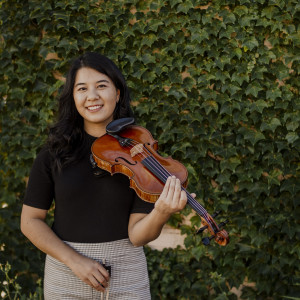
[
  {"xmin": 77, "ymin": 87, "xmax": 87, "ymax": 91},
  {"xmin": 97, "ymin": 84, "xmax": 106, "ymax": 89}
]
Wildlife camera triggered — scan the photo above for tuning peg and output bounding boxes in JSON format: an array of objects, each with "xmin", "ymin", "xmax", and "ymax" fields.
[
  {"xmin": 197, "ymin": 225, "xmax": 208, "ymax": 234},
  {"xmin": 202, "ymin": 235, "xmax": 215, "ymax": 246},
  {"xmin": 218, "ymin": 219, "xmax": 229, "ymax": 228},
  {"xmin": 212, "ymin": 210, "xmax": 221, "ymax": 218}
]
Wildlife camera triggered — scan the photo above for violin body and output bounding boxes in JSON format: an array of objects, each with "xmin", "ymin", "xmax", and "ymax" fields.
[
  {"xmin": 92, "ymin": 125, "xmax": 188, "ymax": 203},
  {"xmin": 91, "ymin": 118, "xmax": 229, "ymax": 246}
]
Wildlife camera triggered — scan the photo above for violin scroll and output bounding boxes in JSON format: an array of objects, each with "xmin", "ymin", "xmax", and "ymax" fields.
[{"xmin": 197, "ymin": 211, "xmax": 229, "ymax": 246}]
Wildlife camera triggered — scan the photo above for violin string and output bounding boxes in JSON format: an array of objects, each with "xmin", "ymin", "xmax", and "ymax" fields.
[{"xmin": 124, "ymin": 139, "xmax": 211, "ymax": 224}]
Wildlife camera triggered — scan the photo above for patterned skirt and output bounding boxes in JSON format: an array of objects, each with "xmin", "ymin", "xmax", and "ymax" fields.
[{"xmin": 44, "ymin": 238, "xmax": 151, "ymax": 300}]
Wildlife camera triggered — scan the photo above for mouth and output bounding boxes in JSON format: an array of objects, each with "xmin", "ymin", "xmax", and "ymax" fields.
[{"xmin": 87, "ymin": 105, "xmax": 103, "ymax": 112}]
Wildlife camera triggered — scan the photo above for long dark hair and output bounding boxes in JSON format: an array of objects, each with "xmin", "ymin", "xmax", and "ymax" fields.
[{"xmin": 47, "ymin": 52, "xmax": 133, "ymax": 171}]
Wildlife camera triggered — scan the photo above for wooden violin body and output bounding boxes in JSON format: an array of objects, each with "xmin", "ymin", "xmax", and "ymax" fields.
[
  {"xmin": 92, "ymin": 125, "xmax": 188, "ymax": 203},
  {"xmin": 91, "ymin": 118, "xmax": 229, "ymax": 246}
]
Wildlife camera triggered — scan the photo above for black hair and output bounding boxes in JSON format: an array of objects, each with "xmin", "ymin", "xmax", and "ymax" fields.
[{"xmin": 47, "ymin": 52, "xmax": 133, "ymax": 171}]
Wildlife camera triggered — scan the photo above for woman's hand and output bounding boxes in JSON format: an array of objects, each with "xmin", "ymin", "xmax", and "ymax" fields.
[
  {"xmin": 154, "ymin": 176, "xmax": 188, "ymax": 218},
  {"xmin": 68, "ymin": 254, "xmax": 110, "ymax": 292},
  {"xmin": 128, "ymin": 176, "xmax": 196, "ymax": 246}
]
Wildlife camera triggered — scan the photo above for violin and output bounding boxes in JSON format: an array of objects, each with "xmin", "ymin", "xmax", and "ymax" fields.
[{"xmin": 91, "ymin": 118, "xmax": 229, "ymax": 246}]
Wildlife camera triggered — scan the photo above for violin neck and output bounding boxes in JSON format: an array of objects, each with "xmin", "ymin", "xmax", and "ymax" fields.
[
  {"xmin": 141, "ymin": 157, "xmax": 208, "ymax": 218},
  {"xmin": 182, "ymin": 187, "xmax": 208, "ymax": 218}
]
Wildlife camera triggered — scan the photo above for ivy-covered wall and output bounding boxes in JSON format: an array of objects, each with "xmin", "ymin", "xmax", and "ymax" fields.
[{"xmin": 0, "ymin": 0, "xmax": 299, "ymax": 299}]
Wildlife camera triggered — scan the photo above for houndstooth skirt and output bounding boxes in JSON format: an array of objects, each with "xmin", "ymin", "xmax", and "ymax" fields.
[{"xmin": 44, "ymin": 238, "xmax": 151, "ymax": 300}]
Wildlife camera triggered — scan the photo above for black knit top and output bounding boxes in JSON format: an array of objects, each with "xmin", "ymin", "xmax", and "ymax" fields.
[{"xmin": 23, "ymin": 132, "xmax": 154, "ymax": 243}]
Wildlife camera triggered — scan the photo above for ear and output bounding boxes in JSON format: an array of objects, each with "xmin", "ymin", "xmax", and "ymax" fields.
[{"xmin": 116, "ymin": 89, "xmax": 120, "ymax": 103}]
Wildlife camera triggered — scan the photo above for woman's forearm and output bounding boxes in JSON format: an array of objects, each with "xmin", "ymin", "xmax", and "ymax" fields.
[
  {"xmin": 21, "ymin": 217, "xmax": 82, "ymax": 267},
  {"xmin": 129, "ymin": 208, "xmax": 171, "ymax": 246},
  {"xmin": 128, "ymin": 176, "xmax": 190, "ymax": 247}
]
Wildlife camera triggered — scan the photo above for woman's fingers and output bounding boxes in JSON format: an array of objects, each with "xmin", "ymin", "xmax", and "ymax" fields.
[
  {"xmin": 172, "ymin": 178, "xmax": 182, "ymax": 206},
  {"xmin": 155, "ymin": 176, "xmax": 187, "ymax": 215},
  {"xmin": 160, "ymin": 176, "xmax": 171, "ymax": 199},
  {"xmin": 98, "ymin": 264, "xmax": 110, "ymax": 281},
  {"xmin": 167, "ymin": 176, "xmax": 176, "ymax": 202},
  {"xmin": 88, "ymin": 275, "xmax": 106, "ymax": 292}
]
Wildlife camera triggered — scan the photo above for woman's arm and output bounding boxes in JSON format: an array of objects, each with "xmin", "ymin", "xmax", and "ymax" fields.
[
  {"xmin": 128, "ymin": 176, "xmax": 192, "ymax": 247},
  {"xmin": 20, "ymin": 205, "xmax": 109, "ymax": 292}
]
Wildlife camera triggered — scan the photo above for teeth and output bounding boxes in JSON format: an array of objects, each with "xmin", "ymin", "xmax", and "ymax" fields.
[{"xmin": 87, "ymin": 105, "xmax": 103, "ymax": 111}]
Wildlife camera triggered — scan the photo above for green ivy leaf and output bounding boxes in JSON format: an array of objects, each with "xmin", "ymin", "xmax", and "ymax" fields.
[
  {"xmin": 238, "ymin": 127, "xmax": 265, "ymax": 145},
  {"xmin": 19, "ymin": 36, "xmax": 39, "ymax": 49},
  {"xmin": 245, "ymin": 82, "xmax": 263, "ymax": 97},
  {"xmin": 191, "ymin": 246, "xmax": 205, "ymax": 261},
  {"xmin": 177, "ymin": 0, "xmax": 193, "ymax": 14},
  {"xmin": 250, "ymin": 100, "xmax": 269, "ymax": 113},
  {"xmin": 285, "ymin": 132, "xmax": 299, "ymax": 144},
  {"xmin": 280, "ymin": 178, "xmax": 300, "ymax": 196},
  {"xmin": 260, "ymin": 118, "xmax": 281, "ymax": 132}
]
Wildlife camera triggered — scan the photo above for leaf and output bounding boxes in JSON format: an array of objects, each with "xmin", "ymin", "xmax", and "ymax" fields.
[
  {"xmin": 216, "ymin": 171, "xmax": 231, "ymax": 184},
  {"xmin": 191, "ymin": 246, "xmax": 205, "ymax": 261},
  {"xmin": 169, "ymin": 0, "xmax": 182, "ymax": 8},
  {"xmin": 250, "ymin": 100, "xmax": 269, "ymax": 113},
  {"xmin": 140, "ymin": 33, "xmax": 157, "ymax": 47},
  {"xmin": 243, "ymin": 37, "xmax": 259, "ymax": 51},
  {"xmin": 57, "ymin": 38, "xmax": 79, "ymax": 51},
  {"xmin": 266, "ymin": 88, "xmax": 282, "ymax": 100},
  {"xmin": 260, "ymin": 118, "xmax": 281, "ymax": 132},
  {"xmin": 234, "ymin": 5, "xmax": 249, "ymax": 16},
  {"xmin": 177, "ymin": 0, "xmax": 194, "ymax": 14},
  {"xmin": 285, "ymin": 132, "xmax": 299, "ymax": 144},
  {"xmin": 238, "ymin": 127, "xmax": 265, "ymax": 146},
  {"xmin": 245, "ymin": 82, "xmax": 263, "ymax": 97},
  {"xmin": 233, "ymin": 48, "xmax": 242, "ymax": 59},
  {"xmin": 220, "ymin": 157, "xmax": 241, "ymax": 172},
  {"xmin": 202, "ymin": 100, "xmax": 218, "ymax": 114},
  {"xmin": 145, "ymin": 19, "xmax": 164, "ymax": 33},
  {"xmin": 282, "ymin": 222, "xmax": 296, "ymax": 239},
  {"xmin": 232, "ymin": 72, "xmax": 249, "ymax": 86},
  {"xmin": 267, "ymin": 169, "xmax": 282, "ymax": 187},
  {"xmin": 237, "ymin": 243, "xmax": 256, "ymax": 253},
  {"xmin": 19, "ymin": 36, "xmax": 39, "ymax": 49},
  {"xmin": 261, "ymin": 6, "xmax": 279, "ymax": 19},
  {"xmin": 280, "ymin": 178, "xmax": 300, "ymax": 196},
  {"xmin": 10, "ymin": 88, "xmax": 26, "ymax": 99},
  {"xmin": 170, "ymin": 142, "xmax": 192, "ymax": 155}
]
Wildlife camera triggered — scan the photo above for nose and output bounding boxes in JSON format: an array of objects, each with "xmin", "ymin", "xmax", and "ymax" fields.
[{"xmin": 86, "ymin": 88, "xmax": 99, "ymax": 101}]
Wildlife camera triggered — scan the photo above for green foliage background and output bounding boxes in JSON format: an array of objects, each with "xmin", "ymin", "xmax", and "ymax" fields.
[{"xmin": 0, "ymin": 0, "xmax": 299, "ymax": 299}]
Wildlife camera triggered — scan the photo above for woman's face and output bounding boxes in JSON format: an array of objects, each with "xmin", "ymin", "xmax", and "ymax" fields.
[{"xmin": 73, "ymin": 67, "xmax": 120, "ymax": 136}]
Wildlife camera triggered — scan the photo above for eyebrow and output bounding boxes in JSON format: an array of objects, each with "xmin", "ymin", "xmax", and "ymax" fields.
[{"xmin": 74, "ymin": 80, "xmax": 110, "ymax": 87}]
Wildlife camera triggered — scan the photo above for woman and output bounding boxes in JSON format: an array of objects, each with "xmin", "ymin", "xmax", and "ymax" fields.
[{"xmin": 21, "ymin": 52, "xmax": 189, "ymax": 299}]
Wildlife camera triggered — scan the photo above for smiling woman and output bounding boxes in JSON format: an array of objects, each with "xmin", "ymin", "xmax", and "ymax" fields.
[{"xmin": 20, "ymin": 52, "xmax": 189, "ymax": 300}]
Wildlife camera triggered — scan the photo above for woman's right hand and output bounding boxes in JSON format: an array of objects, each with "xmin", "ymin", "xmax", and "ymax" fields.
[{"xmin": 68, "ymin": 254, "xmax": 110, "ymax": 292}]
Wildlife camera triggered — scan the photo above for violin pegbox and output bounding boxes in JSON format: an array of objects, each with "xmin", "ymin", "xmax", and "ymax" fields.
[{"xmin": 197, "ymin": 211, "xmax": 229, "ymax": 246}]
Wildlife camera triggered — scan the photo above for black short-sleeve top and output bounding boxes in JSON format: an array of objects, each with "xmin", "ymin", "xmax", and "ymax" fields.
[{"xmin": 23, "ymin": 132, "xmax": 154, "ymax": 243}]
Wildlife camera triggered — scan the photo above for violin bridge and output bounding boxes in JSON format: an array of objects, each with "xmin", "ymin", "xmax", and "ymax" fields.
[{"xmin": 130, "ymin": 143, "xmax": 144, "ymax": 157}]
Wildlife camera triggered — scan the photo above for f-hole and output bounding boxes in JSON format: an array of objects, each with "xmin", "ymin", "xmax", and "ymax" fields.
[{"xmin": 115, "ymin": 157, "xmax": 137, "ymax": 166}]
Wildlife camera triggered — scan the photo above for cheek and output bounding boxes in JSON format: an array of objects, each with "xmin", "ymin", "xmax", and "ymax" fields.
[{"xmin": 73, "ymin": 94, "xmax": 84, "ymax": 109}]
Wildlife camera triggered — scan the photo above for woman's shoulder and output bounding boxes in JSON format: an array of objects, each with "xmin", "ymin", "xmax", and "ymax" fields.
[{"xmin": 32, "ymin": 144, "xmax": 54, "ymax": 169}]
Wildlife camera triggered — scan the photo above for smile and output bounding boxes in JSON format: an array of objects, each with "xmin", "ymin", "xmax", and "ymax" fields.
[{"xmin": 87, "ymin": 105, "xmax": 103, "ymax": 112}]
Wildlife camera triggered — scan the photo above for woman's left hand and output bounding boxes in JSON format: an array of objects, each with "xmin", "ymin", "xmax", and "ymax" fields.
[
  {"xmin": 128, "ymin": 176, "xmax": 196, "ymax": 247},
  {"xmin": 154, "ymin": 176, "xmax": 190, "ymax": 218}
]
